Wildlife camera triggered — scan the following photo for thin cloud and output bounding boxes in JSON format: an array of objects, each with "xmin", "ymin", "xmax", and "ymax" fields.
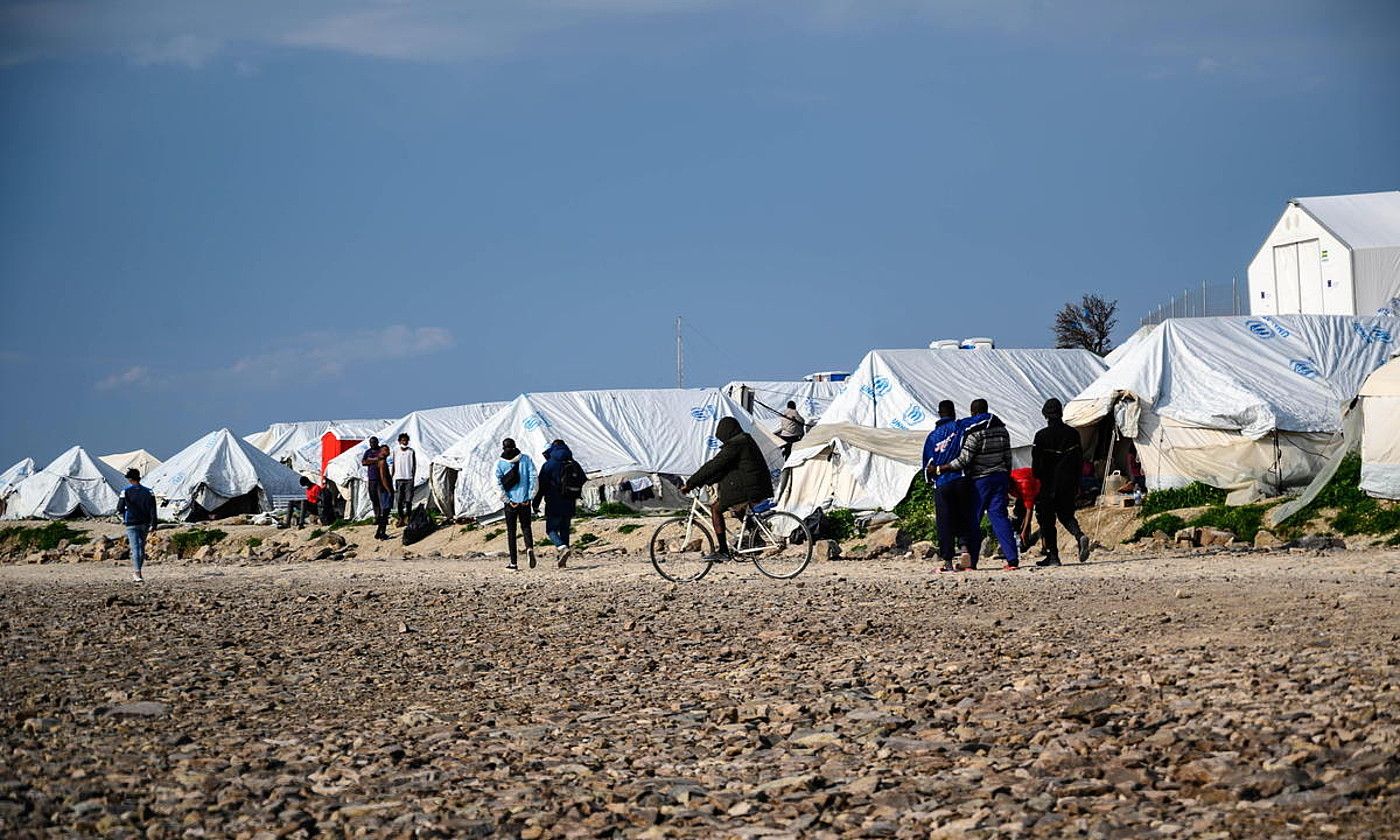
[
  {"xmin": 95, "ymin": 365, "xmax": 152, "ymax": 391},
  {"xmin": 225, "ymin": 325, "xmax": 455, "ymax": 384}
]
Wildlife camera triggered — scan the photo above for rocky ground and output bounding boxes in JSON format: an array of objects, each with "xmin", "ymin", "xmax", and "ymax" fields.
[{"xmin": 3, "ymin": 546, "xmax": 1399, "ymax": 838}]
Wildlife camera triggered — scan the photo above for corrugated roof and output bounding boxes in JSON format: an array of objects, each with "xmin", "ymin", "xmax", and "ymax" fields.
[{"xmin": 1295, "ymin": 191, "xmax": 1400, "ymax": 250}]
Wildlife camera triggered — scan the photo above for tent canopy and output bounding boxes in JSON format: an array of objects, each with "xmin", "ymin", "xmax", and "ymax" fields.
[
  {"xmin": 1360, "ymin": 356, "xmax": 1400, "ymax": 500},
  {"xmin": 432, "ymin": 388, "xmax": 785, "ymax": 519},
  {"xmin": 146, "ymin": 428, "xmax": 305, "ymax": 519},
  {"xmin": 244, "ymin": 419, "xmax": 390, "ymax": 472},
  {"xmin": 100, "ymin": 449, "xmax": 163, "ymax": 477},
  {"xmin": 0, "ymin": 457, "xmax": 36, "ymax": 498},
  {"xmin": 1, "ymin": 446, "xmax": 125, "ymax": 520},
  {"xmin": 1296, "ymin": 192, "xmax": 1400, "ymax": 251},
  {"xmin": 723, "ymin": 380, "xmax": 847, "ymax": 431}
]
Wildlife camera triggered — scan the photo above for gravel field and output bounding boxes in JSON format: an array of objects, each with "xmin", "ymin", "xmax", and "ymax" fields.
[{"xmin": 3, "ymin": 549, "xmax": 1399, "ymax": 838}]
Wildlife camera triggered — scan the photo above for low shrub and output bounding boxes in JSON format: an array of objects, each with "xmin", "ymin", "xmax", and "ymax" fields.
[
  {"xmin": 306, "ymin": 528, "xmax": 325, "ymax": 540},
  {"xmin": 483, "ymin": 529, "xmax": 503, "ymax": 542},
  {"xmin": 167, "ymin": 528, "xmax": 227, "ymax": 556},
  {"xmin": 824, "ymin": 508, "xmax": 856, "ymax": 541},
  {"xmin": 1188, "ymin": 504, "xmax": 1270, "ymax": 543},
  {"xmin": 0, "ymin": 522, "xmax": 90, "ymax": 554},
  {"xmin": 593, "ymin": 502, "xmax": 634, "ymax": 518},
  {"xmin": 1139, "ymin": 482, "xmax": 1227, "ymax": 516},
  {"xmin": 1281, "ymin": 453, "xmax": 1400, "ymax": 537},
  {"xmin": 617, "ymin": 523, "xmax": 642, "ymax": 535},
  {"xmin": 893, "ymin": 478, "xmax": 939, "ymax": 545},
  {"xmin": 245, "ymin": 536, "xmax": 263, "ymax": 549},
  {"xmin": 576, "ymin": 532, "xmax": 600, "ymax": 546},
  {"xmin": 1130, "ymin": 513, "xmax": 1186, "ymax": 542}
]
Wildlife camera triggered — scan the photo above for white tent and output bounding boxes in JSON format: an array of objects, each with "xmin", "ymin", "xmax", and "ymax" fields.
[
  {"xmin": 1360, "ymin": 356, "xmax": 1400, "ymax": 500},
  {"xmin": 145, "ymin": 428, "xmax": 306, "ymax": 521},
  {"xmin": 1103, "ymin": 325, "xmax": 1154, "ymax": 367},
  {"xmin": 325, "ymin": 402, "xmax": 508, "ymax": 519},
  {"xmin": 723, "ymin": 380, "xmax": 848, "ymax": 433},
  {"xmin": 776, "ymin": 348, "xmax": 1108, "ymax": 514},
  {"xmin": 0, "ymin": 457, "xmax": 36, "ymax": 498},
  {"xmin": 1248, "ymin": 191, "xmax": 1400, "ymax": 317},
  {"xmin": 100, "ymin": 449, "xmax": 163, "ymax": 478},
  {"xmin": 1065, "ymin": 314, "xmax": 1399, "ymax": 499},
  {"xmin": 285, "ymin": 420, "xmax": 392, "ymax": 476},
  {"xmin": 1, "ymin": 446, "xmax": 126, "ymax": 520},
  {"xmin": 431, "ymin": 388, "xmax": 786, "ymax": 519},
  {"xmin": 244, "ymin": 419, "xmax": 389, "ymax": 473}
]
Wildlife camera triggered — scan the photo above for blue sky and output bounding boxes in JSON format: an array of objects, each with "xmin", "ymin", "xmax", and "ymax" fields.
[{"xmin": 2, "ymin": 1, "xmax": 1398, "ymax": 468}]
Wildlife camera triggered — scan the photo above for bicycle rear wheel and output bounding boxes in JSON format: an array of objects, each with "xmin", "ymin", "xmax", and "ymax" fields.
[
  {"xmin": 649, "ymin": 517, "xmax": 716, "ymax": 583},
  {"xmin": 745, "ymin": 511, "xmax": 813, "ymax": 579}
]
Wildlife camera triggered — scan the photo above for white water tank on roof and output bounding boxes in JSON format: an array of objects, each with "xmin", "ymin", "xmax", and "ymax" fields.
[
  {"xmin": 960, "ymin": 337, "xmax": 995, "ymax": 350},
  {"xmin": 928, "ymin": 340, "xmax": 961, "ymax": 350}
]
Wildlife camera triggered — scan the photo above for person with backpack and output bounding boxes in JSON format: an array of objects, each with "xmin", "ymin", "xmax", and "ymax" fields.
[
  {"xmin": 496, "ymin": 437, "xmax": 538, "ymax": 570},
  {"xmin": 116, "ymin": 468, "xmax": 157, "ymax": 583},
  {"xmin": 1032, "ymin": 398, "xmax": 1092, "ymax": 566},
  {"xmin": 922, "ymin": 400, "xmax": 981, "ymax": 573},
  {"xmin": 680, "ymin": 416, "xmax": 773, "ymax": 560},
  {"xmin": 533, "ymin": 439, "xmax": 584, "ymax": 568},
  {"xmin": 934, "ymin": 398, "xmax": 1020, "ymax": 570}
]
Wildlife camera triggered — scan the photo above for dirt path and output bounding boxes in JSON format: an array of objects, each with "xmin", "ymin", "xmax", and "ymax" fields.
[{"xmin": 3, "ymin": 550, "xmax": 1398, "ymax": 838}]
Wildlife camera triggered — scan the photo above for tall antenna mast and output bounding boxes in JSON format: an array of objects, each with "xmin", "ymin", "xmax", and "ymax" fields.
[{"xmin": 675, "ymin": 315, "xmax": 684, "ymax": 388}]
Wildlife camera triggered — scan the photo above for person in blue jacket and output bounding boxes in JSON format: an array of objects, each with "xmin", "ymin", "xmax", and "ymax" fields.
[
  {"xmin": 495, "ymin": 437, "xmax": 538, "ymax": 571},
  {"xmin": 116, "ymin": 468, "xmax": 157, "ymax": 583},
  {"xmin": 533, "ymin": 439, "xmax": 578, "ymax": 568},
  {"xmin": 922, "ymin": 400, "xmax": 981, "ymax": 572}
]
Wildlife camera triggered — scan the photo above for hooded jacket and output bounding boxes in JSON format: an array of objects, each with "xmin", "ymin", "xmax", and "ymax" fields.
[
  {"xmin": 921, "ymin": 416, "xmax": 964, "ymax": 488},
  {"xmin": 496, "ymin": 451, "xmax": 537, "ymax": 506},
  {"xmin": 687, "ymin": 417, "xmax": 773, "ymax": 509},
  {"xmin": 1032, "ymin": 419, "xmax": 1083, "ymax": 499},
  {"xmin": 535, "ymin": 441, "xmax": 578, "ymax": 515},
  {"xmin": 945, "ymin": 413, "xmax": 1012, "ymax": 479}
]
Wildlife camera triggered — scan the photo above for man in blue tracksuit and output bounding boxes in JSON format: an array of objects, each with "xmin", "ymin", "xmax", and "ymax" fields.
[
  {"xmin": 116, "ymin": 468, "xmax": 157, "ymax": 583},
  {"xmin": 923, "ymin": 400, "xmax": 981, "ymax": 572},
  {"xmin": 936, "ymin": 398, "xmax": 1020, "ymax": 570}
]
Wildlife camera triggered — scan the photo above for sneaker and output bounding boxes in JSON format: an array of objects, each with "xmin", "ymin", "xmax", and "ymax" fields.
[
  {"xmin": 132, "ymin": 573, "xmax": 144, "ymax": 583},
  {"xmin": 702, "ymin": 551, "xmax": 732, "ymax": 563},
  {"xmin": 505, "ymin": 562, "xmax": 518, "ymax": 571},
  {"xmin": 1002, "ymin": 563, "xmax": 1019, "ymax": 571},
  {"xmin": 937, "ymin": 563, "xmax": 961, "ymax": 573},
  {"xmin": 1077, "ymin": 534, "xmax": 1093, "ymax": 563},
  {"xmin": 1035, "ymin": 556, "xmax": 1061, "ymax": 567},
  {"xmin": 557, "ymin": 547, "xmax": 571, "ymax": 568},
  {"xmin": 527, "ymin": 549, "xmax": 537, "ymax": 570}
]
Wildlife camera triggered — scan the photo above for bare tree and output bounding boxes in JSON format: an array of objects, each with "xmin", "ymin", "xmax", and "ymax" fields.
[{"xmin": 1054, "ymin": 294, "xmax": 1118, "ymax": 355}]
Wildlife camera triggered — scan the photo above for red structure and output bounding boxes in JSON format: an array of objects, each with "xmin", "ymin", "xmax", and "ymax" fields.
[{"xmin": 319, "ymin": 431, "xmax": 365, "ymax": 476}]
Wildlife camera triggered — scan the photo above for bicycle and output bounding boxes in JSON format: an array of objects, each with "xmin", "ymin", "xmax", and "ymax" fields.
[{"xmin": 649, "ymin": 490, "xmax": 813, "ymax": 582}]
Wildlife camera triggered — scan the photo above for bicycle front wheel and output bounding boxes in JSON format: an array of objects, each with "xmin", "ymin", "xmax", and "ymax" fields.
[
  {"xmin": 649, "ymin": 517, "xmax": 716, "ymax": 583},
  {"xmin": 747, "ymin": 511, "xmax": 813, "ymax": 579}
]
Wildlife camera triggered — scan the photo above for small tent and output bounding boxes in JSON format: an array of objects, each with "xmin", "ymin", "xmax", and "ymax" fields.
[
  {"xmin": 325, "ymin": 402, "xmax": 508, "ymax": 519},
  {"xmin": 779, "ymin": 348, "xmax": 1108, "ymax": 514},
  {"xmin": 1359, "ymin": 356, "xmax": 1400, "ymax": 500},
  {"xmin": 1, "ymin": 446, "xmax": 126, "ymax": 520},
  {"xmin": 723, "ymin": 380, "xmax": 847, "ymax": 434},
  {"xmin": 431, "ymin": 388, "xmax": 786, "ymax": 519},
  {"xmin": 1248, "ymin": 191, "xmax": 1400, "ymax": 317},
  {"xmin": 100, "ymin": 449, "xmax": 163, "ymax": 478},
  {"xmin": 145, "ymin": 429, "xmax": 306, "ymax": 521},
  {"xmin": 1065, "ymin": 314, "xmax": 1398, "ymax": 500}
]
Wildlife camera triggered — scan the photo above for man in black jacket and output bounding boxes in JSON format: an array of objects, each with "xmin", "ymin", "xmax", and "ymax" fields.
[
  {"xmin": 681, "ymin": 417, "xmax": 773, "ymax": 559},
  {"xmin": 1032, "ymin": 398, "xmax": 1092, "ymax": 566}
]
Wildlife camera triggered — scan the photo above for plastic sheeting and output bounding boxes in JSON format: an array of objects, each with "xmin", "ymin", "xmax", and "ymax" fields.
[
  {"xmin": 1, "ymin": 447, "xmax": 125, "ymax": 520},
  {"xmin": 325, "ymin": 402, "xmax": 508, "ymax": 519},
  {"xmin": 780, "ymin": 348, "xmax": 1107, "ymax": 514},
  {"xmin": 100, "ymin": 450, "xmax": 163, "ymax": 478},
  {"xmin": 722, "ymin": 381, "xmax": 848, "ymax": 432},
  {"xmin": 431, "ymin": 389, "xmax": 786, "ymax": 519},
  {"xmin": 0, "ymin": 457, "xmax": 36, "ymax": 498},
  {"xmin": 1065, "ymin": 315, "xmax": 1399, "ymax": 496},
  {"xmin": 244, "ymin": 419, "xmax": 390, "ymax": 472},
  {"xmin": 287, "ymin": 420, "xmax": 393, "ymax": 476},
  {"xmin": 1360, "ymin": 357, "xmax": 1400, "ymax": 499},
  {"xmin": 145, "ymin": 429, "xmax": 306, "ymax": 520}
]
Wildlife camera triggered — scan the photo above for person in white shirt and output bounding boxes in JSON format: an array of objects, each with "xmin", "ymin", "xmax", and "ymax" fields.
[
  {"xmin": 778, "ymin": 401, "xmax": 806, "ymax": 457},
  {"xmin": 392, "ymin": 433, "xmax": 417, "ymax": 527}
]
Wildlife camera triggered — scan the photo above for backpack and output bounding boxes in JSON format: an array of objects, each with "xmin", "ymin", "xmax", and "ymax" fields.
[
  {"xmin": 402, "ymin": 504, "xmax": 436, "ymax": 546},
  {"xmin": 500, "ymin": 461, "xmax": 521, "ymax": 491},
  {"xmin": 560, "ymin": 459, "xmax": 587, "ymax": 499}
]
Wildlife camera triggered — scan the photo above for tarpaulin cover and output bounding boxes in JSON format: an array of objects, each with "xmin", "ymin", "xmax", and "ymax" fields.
[
  {"xmin": 1, "ymin": 446, "xmax": 125, "ymax": 520},
  {"xmin": 0, "ymin": 457, "xmax": 36, "ymax": 498},
  {"xmin": 100, "ymin": 450, "xmax": 163, "ymax": 477},
  {"xmin": 145, "ymin": 428, "xmax": 305, "ymax": 519},
  {"xmin": 325, "ymin": 402, "xmax": 508, "ymax": 519},
  {"xmin": 779, "ymin": 348, "xmax": 1107, "ymax": 514},
  {"xmin": 1360, "ymin": 356, "xmax": 1400, "ymax": 499},
  {"xmin": 431, "ymin": 388, "xmax": 785, "ymax": 519},
  {"xmin": 287, "ymin": 420, "xmax": 392, "ymax": 476},
  {"xmin": 723, "ymin": 381, "xmax": 848, "ymax": 432},
  {"xmin": 244, "ymin": 419, "xmax": 389, "ymax": 473}
]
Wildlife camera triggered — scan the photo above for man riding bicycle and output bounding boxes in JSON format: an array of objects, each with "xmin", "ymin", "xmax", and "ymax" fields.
[{"xmin": 680, "ymin": 416, "xmax": 773, "ymax": 560}]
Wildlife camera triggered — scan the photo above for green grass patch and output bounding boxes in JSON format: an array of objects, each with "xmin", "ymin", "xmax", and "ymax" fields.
[
  {"xmin": 592, "ymin": 502, "xmax": 634, "ymax": 518},
  {"xmin": 1139, "ymin": 482, "xmax": 1227, "ymax": 516},
  {"xmin": 329, "ymin": 517, "xmax": 374, "ymax": 531},
  {"xmin": 1279, "ymin": 453, "xmax": 1400, "ymax": 537},
  {"xmin": 576, "ymin": 532, "xmax": 600, "ymax": 547},
  {"xmin": 1188, "ymin": 504, "xmax": 1270, "ymax": 543},
  {"xmin": 167, "ymin": 528, "xmax": 227, "ymax": 556},
  {"xmin": 245, "ymin": 536, "xmax": 263, "ymax": 549},
  {"xmin": 459, "ymin": 522, "xmax": 479, "ymax": 533},
  {"xmin": 1130, "ymin": 513, "xmax": 1186, "ymax": 542},
  {"xmin": 824, "ymin": 508, "xmax": 856, "ymax": 541},
  {"xmin": 483, "ymin": 528, "xmax": 503, "ymax": 542},
  {"xmin": 893, "ymin": 477, "xmax": 939, "ymax": 544},
  {"xmin": 306, "ymin": 528, "xmax": 325, "ymax": 540},
  {"xmin": 0, "ymin": 522, "xmax": 90, "ymax": 554},
  {"xmin": 616, "ymin": 523, "xmax": 642, "ymax": 535}
]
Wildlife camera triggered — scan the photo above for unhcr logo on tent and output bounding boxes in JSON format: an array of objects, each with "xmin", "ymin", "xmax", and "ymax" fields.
[
  {"xmin": 705, "ymin": 436, "xmax": 722, "ymax": 451},
  {"xmin": 1262, "ymin": 316, "xmax": 1292, "ymax": 337},
  {"xmin": 859, "ymin": 376, "xmax": 892, "ymax": 399},
  {"xmin": 522, "ymin": 413, "xmax": 551, "ymax": 431},
  {"xmin": 1352, "ymin": 321, "xmax": 1394, "ymax": 344},
  {"xmin": 1246, "ymin": 319, "xmax": 1274, "ymax": 339},
  {"xmin": 690, "ymin": 405, "xmax": 717, "ymax": 421},
  {"xmin": 904, "ymin": 404, "xmax": 925, "ymax": 425},
  {"xmin": 1290, "ymin": 359, "xmax": 1321, "ymax": 379}
]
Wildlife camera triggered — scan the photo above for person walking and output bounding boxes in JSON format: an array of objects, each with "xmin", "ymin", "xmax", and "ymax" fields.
[
  {"xmin": 374, "ymin": 443, "xmax": 394, "ymax": 540},
  {"xmin": 922, "ymin": 400, "xmax": 982, "ymax": 572},
  {"xmin": 392, "ymin": 432, "xmax": 417, "ymax": 527},
  {"xmin": 361, "ymin": 436, "xmax": 383, "ymax": 527},
  {"xmin": 116, "ymin": 468, "xmax": 157, "ymax": 583},
  {"xmin": 1032, "ymin": 398, "xmax": 1092, "ymax": 566},
  {"xmin": 496, "ymin": 438, "xmax": 538, "ymax": 570},
  {"xmin": 533, "ymin": 439, "xmax": 581, "ymax": 568},
  {"xmin": 936, "ymin": 398, "xmax": 1019, "ymax": 570},
  {"xmin": 777, "ymin": 401, "xmax": 806, "ymax": 458},
  {"xmin": 680, "ymin": 417, "xmax": 773, "ymax": 560}
]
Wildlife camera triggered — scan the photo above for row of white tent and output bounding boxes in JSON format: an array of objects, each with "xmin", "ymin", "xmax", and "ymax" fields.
[{"xmin": 3, "ymin": 314, "xmax": 1397, "ymax": 523}]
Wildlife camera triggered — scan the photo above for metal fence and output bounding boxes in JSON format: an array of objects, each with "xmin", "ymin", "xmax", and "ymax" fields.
[{"xmin": 1140, "ymin": 279, "xmax": 1245, "ymax": 326}]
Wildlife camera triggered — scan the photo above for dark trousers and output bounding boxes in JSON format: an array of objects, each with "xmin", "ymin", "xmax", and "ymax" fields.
[
  {"xmin": 973, "ymin": 472, "xmax": 1019, "ymax": 566},
  {"xmin": 504, "ymin": 503, "xmax": 535, "ymax": 564},
  {"xmin": 779, "ymin": 434, "xmax": 804, "ymax": 458},
  {"xmin": 1035, "ymin": 492, "xmax": 1084, "ymax": 560},
  {"xmin": 375, "ymin": 488, "xmax": 392, "ymax": 536},
  {"xmin": 545, "ymin": 511, "xmax": 573, "ymax": 548},
  {"xmin": 368, "ymin": 479, "xmax": 384, "ymax": 520},
  {"xmin": 394, "ymin": 479, "xmax": 412, "ymax": 520},
  {"xmin": 290, "ymin": 500, "xmax": 317, "ymax": 528},
  {"xmin": 933, "ymin": 478, "xmax": 981, "ymax": 568}
]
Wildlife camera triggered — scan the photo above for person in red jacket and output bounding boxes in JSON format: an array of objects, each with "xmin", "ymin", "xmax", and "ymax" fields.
[{"xmin": 1008, "ymin": 466, "xmax": 1040, "ymax": 552}]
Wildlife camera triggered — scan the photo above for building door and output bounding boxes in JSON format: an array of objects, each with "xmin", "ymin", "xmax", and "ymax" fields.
[
  {"xmin": 1296, "ymin": 239, "xmax": 1325, "ymax": 313},
  {"xmin": 1273, "ymin": 243, "xmax": 1301, "ymax": 313}
]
